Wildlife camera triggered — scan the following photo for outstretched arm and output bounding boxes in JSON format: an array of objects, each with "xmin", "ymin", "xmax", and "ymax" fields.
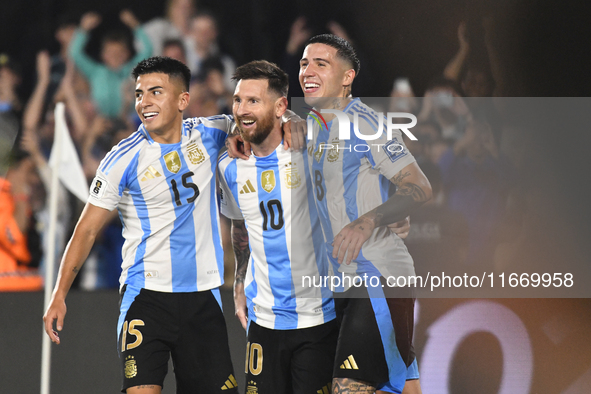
[
  {"xmin": 332, "ymin": 161, "xmax": 432, "ymax": 265},
  {"xmin": 121, "ymin": 10, "xmax": 153, "ymax": 64},
  {"xmin": 443, "ymin": 22, "xmax": 470, "ymax": 82},
  {"xmin": 22, "ymin": 51, "xmax": 51, "ymax": 132},
  {"xmin": 43, "ymin": 203, "xmax": 112, "ymax": 344},
  {"xmin": 69, "ymin": 13, "xmax": 102, "ymax": 77},
  {"xmin": 231, "ymin": 219, "xmax": 250, "ymax": 330}
]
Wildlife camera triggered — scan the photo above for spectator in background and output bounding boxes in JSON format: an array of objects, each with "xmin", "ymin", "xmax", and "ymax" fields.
[
  {"xmin": 0, "ymin": 54, "xmax": 22, "ymax": 115},
  {"xmin": 162, "ymin": 38, "xmax": 188, "ymax": 65},
  {"xmin": 188, "ymin": 12, "xmax": 236, "ymax": 91},
  {"xmin": 403, "ymin": 160, "xmax": 469, "ymax": 277},
  {"xmin": 418, "ymin": 78, "xmax": 471, "ymax": 141},
  {"xmin": 0, "ymin": 54, "xmax": 22, "ymax": 166},
  {"xmin": 143, "ymin": 0, "xmax": 197, "ymax": 58},
  {"xmin": 438, "ymin": 119, "xmax": 514, "ymax": 273},
  {"xmin": 0, "ymin": 152, "xmax": 43, "ymax": 292},
  {"xmin": 186, "ymin": 57, "xmax": 232, "ymax": 117},
  {"xmin": 406, "ymin": 120, "xmax": 451, "ymax": 166},
  {"xmin": 389, "ymin": 77, "xmax": 419, "ymax": 113},
  {"xmin": 282, "ymin": 17, "xmax": 375, "ymax": 97},
  {"xmin": 45, "ymin": 15, "xmax": 79, "ymax": 103},
  {"xmin": 443, "ymin": 22, "xmax": 495, "ymax": 99},
  {"xmin": 282, "ymin": 16, "xmax": 313, "ymax": 98},
  {"xmin": 69, "ymin": 10, "xmax": 152, "ymax": 119},
  {"xmin": 20, "ymin": 51, "xmax": 96, "ymax": 287},
  {"xmin": 442, "ymin": 22, "xmax": 502, "ymax": 144}
]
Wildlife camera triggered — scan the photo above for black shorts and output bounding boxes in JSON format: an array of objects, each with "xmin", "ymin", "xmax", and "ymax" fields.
[
  {"xmin": 118, "ymin": 285, "xmax": 237, "ymax": 393},
  {"xmin": 333, "ymin": 279, "xmax": 417, "ymax": 392},
  {"xmin": 245, "ymin": 319, "xmax": 338, "ymax": 394}
]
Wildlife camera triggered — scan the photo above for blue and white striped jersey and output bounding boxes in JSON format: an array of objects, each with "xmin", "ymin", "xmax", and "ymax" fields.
[
  {"xmin": 307, "ymin": 98, "xmax": 417, "ymax": 288},
  {"xmin": 218, "ymin": 144, "xmax": 334, "ymax": 330},
  {"xmin": 88, "ymin": 116, "xmax": 232, "ymax": 293}
]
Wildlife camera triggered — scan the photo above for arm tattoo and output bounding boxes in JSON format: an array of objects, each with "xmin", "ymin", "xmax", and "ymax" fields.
[
  {"xmin": 397, "ymin": 182, "xmax": 428, "ymax": 201},
  {"xmin": 392, "ymin": 170, "xmax": 428, "ymax": 201},
  {"xmin": 332, "ymin": 378, "xmax": 376, "ymax": 394},
  {"xmin": 231, "ymin": 220, "xmax": 250, "ymax": 284},
  {"xmin": 372, "ymin": 170, "xmax": 430, "ymax": 227},
  {"xmin": 72, "ymin": 267, "xmax": 80, "ymax": 274},
  {"xmin": 391, "ymin": 170, "xmax": 411, "ymax": 187}
]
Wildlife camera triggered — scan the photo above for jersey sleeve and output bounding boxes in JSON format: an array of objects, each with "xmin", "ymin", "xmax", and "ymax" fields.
[
  {"xmin": 217, "ymin": 155, "xmax": 243, "ymax": 220},
  {"xmin": 87, "ymin": 146, "xmax": 133, "ymax": 211},
  {"xmin": 188, "ymin": 115, "xmax": 235, "ymax": 151},
  {"xmin": 353, "ymin": 114, "xmax": 416, "ymax": 180}
]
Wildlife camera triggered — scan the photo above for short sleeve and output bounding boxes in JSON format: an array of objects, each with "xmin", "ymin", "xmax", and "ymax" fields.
[
  {"xmin": 217, "ymin": 156, "xmax": 243, "ymax": 220},
  {"xmin": 88, "ymin": 168, "xmax": 122, "ymax": 212},
  {"xmin": 189, "ymin": 115, "xmax": 235, "ymax": 150},
  {"xmin": 352, "ymin": 114, "xmax": 416, "ymax": 180}
]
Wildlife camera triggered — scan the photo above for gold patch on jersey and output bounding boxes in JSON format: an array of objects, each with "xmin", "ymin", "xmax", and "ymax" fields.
[
  {"xmin": 284, "ymin": 162, "xmax": 301, "ymax": 189},
  {"xmin": 164, "ymin": 151, "xmax": 182, "ymax": 173},
  {"xmin": 246, "ymin": 381, "xmax": 258, "ymax": 394},
  {"xmin": 124, "ymin": 355, "xmax": 137, "ymax": 379},
  {"xmin": 314, "ymin": 145, "xmax": 323, "ymax": 163},
  {"xmin": 187, "ymin": 142, "xmax": 205, "ymax": 165},
  {"xmin": 307, "ymin": 145, "xmax": 314, "ymax": 157},
  {"xmin": 327, "ymin": 138, "xmax": 341, "ymax": 162},
  {"xmin": 140, "ymin": 166, "xmax": 162, "ymax": 181},
  {"xmin": 261, "ymin": 170, "xmax": 275, "ymax": 193}
]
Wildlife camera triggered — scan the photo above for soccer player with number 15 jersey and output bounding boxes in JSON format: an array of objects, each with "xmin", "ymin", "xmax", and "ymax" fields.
[{"xmin": 44, "ymin": 57, "xmax": 240, "ymax": 393}]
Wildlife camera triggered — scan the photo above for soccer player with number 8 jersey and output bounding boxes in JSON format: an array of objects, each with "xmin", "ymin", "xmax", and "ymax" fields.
[{"xmin": 299, "ymin": 35, "xmax": 432, "ymax": 394}]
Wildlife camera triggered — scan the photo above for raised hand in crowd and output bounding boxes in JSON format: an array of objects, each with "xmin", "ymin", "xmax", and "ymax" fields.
[
  {"xmin": 80, "ymin": 12, "xmax": 102, "ymax": 32},
  {"xmin": 120, "ymin": 9, "xmax": 140, "ymax": 30},
  {"xmin": 326, "ymin": 20, "xmax": 351, "ymax": 42},
  {"xmin": 286, "ymin": 17, "xmax": 312, "ymax": 56}
]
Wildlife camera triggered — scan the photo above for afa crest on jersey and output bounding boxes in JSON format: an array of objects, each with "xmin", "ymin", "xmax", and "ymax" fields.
[
  {"xmin": 284, "ymin": 161, "xmax": 301, "ymax": 189},
  {"xmin": 261, "ymin": 170, "xmax": 276, "ymax": 193},
  {"xmin": 187, "ymin": 142, "xmax": 205, "ymax": 165},
  {"xmin": 327, "ymin": 138, "xmax": 341, "ymax": 163},
  {"xmin": 164, "ymin": 151, "xmax": 182, "ymax": 173},
  {"xmin": 124, "ymin": 355, "xmax": 137, "ymax": 378}
]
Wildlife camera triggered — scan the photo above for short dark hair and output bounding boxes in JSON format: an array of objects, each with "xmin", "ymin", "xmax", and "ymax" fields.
[
  {"xmin": 306, "ymin": 34, "xmax": 360, "ymax": 76},
  {"xmin": 232, "ymin": 60, "xmax": 289, "ymax": 97},
  {"xmin": 132, "ymin": 56, "xmax": 191, "ymax": 92},
  {"xmin": 162, "ymin": 38, "xmax": 187, "ymax": 58},
  {"xmin": 102, "ymin": 30, "xmax": 132, "ymax": 48}
]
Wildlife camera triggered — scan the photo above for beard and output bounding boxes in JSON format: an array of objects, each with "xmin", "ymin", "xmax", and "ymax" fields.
[{"xmin": 237, "ymin": 108, "xmax": 276, "ymax": 146}]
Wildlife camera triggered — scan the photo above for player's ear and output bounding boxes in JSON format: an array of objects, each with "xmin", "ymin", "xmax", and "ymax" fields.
[
  {"xmin": 342, "ymin": 69, "xmax": 355, "ymax": 88},
  {"xmin": 275, "ymin": 96, "xmax": 288, "ymax": 118},
  {"xmin": 178, "ymin": 91, "xmax": 190, "ymax": 112}
]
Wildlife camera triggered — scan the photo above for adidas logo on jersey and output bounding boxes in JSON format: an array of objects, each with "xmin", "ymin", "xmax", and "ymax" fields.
[
  {"xmin": 317, "ymin": 383, "xmax": 331, "ymax": 394},
  {"xmin": 239, "ymin": 179, "xmax": 256, "ymax": 194},
  {"xmin": 339, "ymin": 355, "xmax": 359, "ymax": 370},
  {"xmin": 140, "ymin": 166, "xmax": 162, "ymax": 181},
  {"xmin": 221, "ymin": 374, "xmax": 238, "ymax": 390}
]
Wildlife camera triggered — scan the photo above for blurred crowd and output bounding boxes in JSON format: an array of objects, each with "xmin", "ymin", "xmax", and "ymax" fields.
[{"xmin": 0, "ymin": 1, "xmax": 521, "ymax": 291}]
